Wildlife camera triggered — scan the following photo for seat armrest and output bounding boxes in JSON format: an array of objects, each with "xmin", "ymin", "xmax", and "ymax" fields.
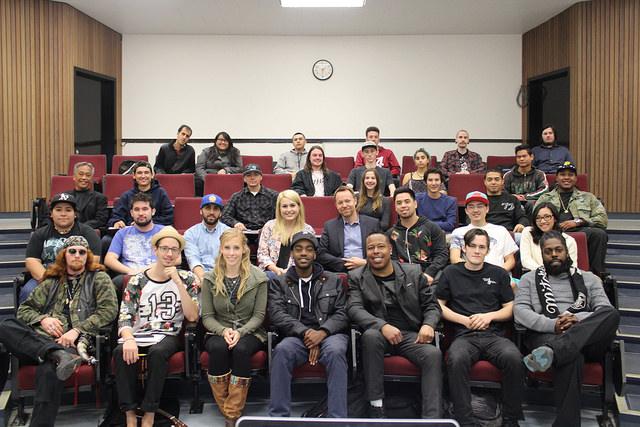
[{"xmin": 267, "ymin": 331, "xmax": 279, "ymax": 375}]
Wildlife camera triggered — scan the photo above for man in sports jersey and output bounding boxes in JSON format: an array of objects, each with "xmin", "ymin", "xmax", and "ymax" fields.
[{"xmin": 114, "ymin": 226, "xmax": 199, "ymax": 427}]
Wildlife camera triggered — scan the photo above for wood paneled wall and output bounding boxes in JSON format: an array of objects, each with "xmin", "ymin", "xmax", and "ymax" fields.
[
  {"xmin": 0, "ymin": 0, "xmax": 121, "ymax": 212},
  {"xmin": 523, "ymin": 0, "xmax": 639, "ymax": 213}
]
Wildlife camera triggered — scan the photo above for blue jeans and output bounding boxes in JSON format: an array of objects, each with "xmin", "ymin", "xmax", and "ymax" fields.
[
  {"xmin": 268, "ymin": 333, "xmax": 348, "ymax": 418},
  {"xmin": 19, "ymin": 278, "xmax": 38, "ymax": 304}
]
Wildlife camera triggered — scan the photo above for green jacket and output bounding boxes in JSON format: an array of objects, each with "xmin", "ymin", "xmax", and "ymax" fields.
[
  {"xmin": 18, "ymin": 270, "xmax": 118, "ymax": 337},
  {"xmin": 201, "ymin": 265, "xmax": 268, "ymax": 342},
  {"xmin": 536, "ymin": 188, "xmax": 608, "ymax": 229}
]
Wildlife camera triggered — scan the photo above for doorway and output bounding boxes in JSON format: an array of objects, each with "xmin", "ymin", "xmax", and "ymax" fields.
[
  {"xmin": 527, "ymin": 69, "xmax": 570, "ymax": 148},
  {"xmin": 74, "ymin": 68, "xmax": 116, "ymax": 171}
]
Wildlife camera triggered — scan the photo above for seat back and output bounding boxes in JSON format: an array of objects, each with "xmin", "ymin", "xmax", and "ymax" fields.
[
  {"xmin": 242, "ymin": 155, "xmax": 273, "ymax": 174},
  {"xmin": 68, "ymin": 154, "xmax": 107, "ymax": 185},
  {"xmin": 566, "ymin": 231, "xmax": 590, "ymax": 271},
  {"xmin": 174, "ymin": 197, "xmax": 202, "ymax": 233},
  {"xmin": 486, "ymin": 155, "xmax": 516, "ymax": 171},
  {"xmin": 262, "ymin": 174, "xmax": 292, "ymax": 192},
  {"xmin": 156, "ymin": 174, "xmax": 195, "ymax": 203},
  {"xmin": 325, "ymin": 157, "xmax": 354, "ymax": 180},
  {"xmin": 447, "ymin": 174, "xmax": 485, "ymax": 206},
  {"xmin": 546, "ymin": 173, "xmax": 589, "ymax": 192},
  {"xmin": 203, "ymin": 174, "xmax": 244, "ymax": 200},
  {"xmin": 103, "ymin": 174, "xmax": 134, "ymax": 207},
  {"xmin": 50, "ymin": 176, "xmax": 76, "ymax": 199},
  {"xmin": 111, "ymin": 155, "xmax": 148, "ymax": 174},
  {"xmin": 301, "ymin": 197, "xmax": 337, "ymax": 234}
]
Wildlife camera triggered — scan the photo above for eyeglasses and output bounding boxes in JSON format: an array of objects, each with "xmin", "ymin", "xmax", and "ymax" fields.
[
  {"xmin": 158, "ymin": 246, "xmax": 180, "ymax": 255},
  {"xmin": 67, "ymin": 248, "xmax": 87, "ymax": 256},
  {"xmin": 535, "ymin": 214, "xmax": 554, "ymax": 222}
]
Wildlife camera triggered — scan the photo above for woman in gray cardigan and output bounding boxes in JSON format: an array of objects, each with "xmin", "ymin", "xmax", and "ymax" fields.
[
  {"xmin": 195, "ymin": 131, "xmax": 243, "ymax": 195},
  {"xmin": 201, "ymin": 228, "xmax": 267, "ymax": 426}
]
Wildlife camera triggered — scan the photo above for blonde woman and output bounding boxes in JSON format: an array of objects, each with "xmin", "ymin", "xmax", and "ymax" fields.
[
  {"xmin": 257, "ymin": 190, "xmax": 314, "ymax": 278},
  {"xmin": 201, "ymin": 229, "xmax": 268, "ymax": 426}
]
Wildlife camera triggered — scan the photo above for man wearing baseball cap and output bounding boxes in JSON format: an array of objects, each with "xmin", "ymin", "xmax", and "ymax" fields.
[
  {"xmin": 347, "ymin": 141, "xmax": 396, "ymax": 196},
  {"xmin": 115, "ymin": 226, "xmax": 199, "ymax": 427},
  {"xmin": 353, "ymin": 126, "xmax": 401, "ymax": 177},
  {"xmin": 221, "ymin": 164, "xmax": 278, "ymax": 235},
  {"xmin": 184, "ymin": 193, "xmax": 230, "ymax": 283},
  {"xmin": 0, "ymin": 235, "xmax": 118, "ymax": 426},
  {"xmin": 268, "ymin": 231, "xmax": 349, "ymax": 418},
  {"xmin": 21, "ymin": 193, "xmax": 102, "ymax": 302},
  {"xmin": 450, "ymin": 191, "xmax": 518, "ymax": 272},
  {"xmin": 535, "ymin": 161, "xmax": 609, "ymax": 276}
]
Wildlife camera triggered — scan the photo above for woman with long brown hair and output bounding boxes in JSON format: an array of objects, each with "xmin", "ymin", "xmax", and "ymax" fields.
[
  {"xmin": 201, "ymin": 229, "xmax": 268, "ymax": 426},
  {"xmin": 356, "ymin": 168, "xmax": 392, "ymax": 230}
]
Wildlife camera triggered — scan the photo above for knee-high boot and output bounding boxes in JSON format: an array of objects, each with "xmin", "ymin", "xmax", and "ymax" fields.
[
  {"xmin": 208, "ymin": 371, "xmax": 231, "ymax": 417},
  {"xmin": 223, "ymin": 375, "xmax": 251, "ymax": 426}
]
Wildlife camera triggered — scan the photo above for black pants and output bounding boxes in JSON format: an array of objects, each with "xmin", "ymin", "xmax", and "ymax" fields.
[
  {"xmin": 525, "ymin": 305, "xmax": 619, "ymax": 427},
  {"xmin": 360, "ymin": 328, "xmax": 442, "ymax": 418},
  {"xmin": 447, "ymin": 331, "xmax": 524, "ymax": 426},
  {"xmin": 204, "ymin": 334, "xmax": 264, "ymax": 377},
  {"xmin": 114, "ymin": 334, "xmax": 182, "ymax": 413},
  {"xmin": 570, "ymin": 226, "xmax": 608, "ymax": 275},
  {"xmin": 0, "ymin": 318, "xmax": 69, "ymax": 427}
]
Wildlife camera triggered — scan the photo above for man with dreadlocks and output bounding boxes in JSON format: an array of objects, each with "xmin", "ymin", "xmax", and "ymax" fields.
[
  {"xmin": 515, "ymin": 230, "xmax": 619, "ymax": 427},
  {"xmin": 0, "ymin": 236, "xmax": 118, "ymax": 426}
]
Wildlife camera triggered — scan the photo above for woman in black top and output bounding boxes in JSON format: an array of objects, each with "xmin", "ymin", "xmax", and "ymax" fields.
[
  {"xmin": 195, "ymin": 131, "xmax": 243, "ymax": 195},
  {"xmin": 291, "ymin": 145, "xmax": 342, "ymax": 197},
  {"xmin": 356, "ymin": 168, "xmax": 392, "ymax": 230}
]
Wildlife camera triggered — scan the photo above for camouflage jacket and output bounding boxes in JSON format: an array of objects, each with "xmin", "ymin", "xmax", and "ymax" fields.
[
  {"xmin": 18, "ymin": 270, "xmax": 118, "ymax": 337},
  {"xmin": 535, "ymin": 189, "xmax": 608, "ymax": 229}
]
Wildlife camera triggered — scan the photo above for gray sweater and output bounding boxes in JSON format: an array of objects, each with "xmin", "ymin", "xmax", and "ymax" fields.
[
  {"xmin": 274, "ymin": 148, "xmax": 307, "ymax": 174},
  {"xmin": 514, "ymin": 269, "xmax": 612, "ymax": 333}
]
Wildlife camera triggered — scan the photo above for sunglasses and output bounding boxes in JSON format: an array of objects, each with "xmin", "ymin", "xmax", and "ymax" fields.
[{"xmin": 67, "ymin": 248, "xmax": 87, "ymax": 256}]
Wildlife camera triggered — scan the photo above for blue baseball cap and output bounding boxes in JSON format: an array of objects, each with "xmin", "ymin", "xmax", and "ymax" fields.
[{"xmin": 200, "ymin": 194, "xmax": 224, "ymax": 209}]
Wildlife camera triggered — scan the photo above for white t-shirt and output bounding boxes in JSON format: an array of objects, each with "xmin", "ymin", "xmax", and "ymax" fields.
[
  {"xmin": 450, "ymin": 223, "xmax": 519, "ymax": 267},
  {"xmin": 312, "ymin": 170, "xmax": 325, "ymax": 197}
]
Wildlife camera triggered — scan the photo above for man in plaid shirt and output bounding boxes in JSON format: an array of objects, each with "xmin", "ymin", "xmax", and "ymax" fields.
[
  {"xmin": 221, "ymin": 164, "xmax": 278, "ymax": 233},
  {"xmin": 440, "ymin": 129, "xmax": 486, "ymax": 179}
]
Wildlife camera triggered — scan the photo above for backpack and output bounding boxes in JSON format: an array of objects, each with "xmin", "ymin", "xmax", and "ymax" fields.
[
  {"xmin": 470, "ymin": 390, "xmax": 502, "ymax": 427},
  {"xmin": 118, "ymin": 160, "xmax": 137, "ymax": 175},
  {"xmin": 301, "ymin": 378, "xmax": 368, "ymax": 418}
]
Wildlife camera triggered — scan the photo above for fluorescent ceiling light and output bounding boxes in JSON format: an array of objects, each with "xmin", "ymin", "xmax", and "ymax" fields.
[{"xmin": 280, "ymin": 0, "xmax": 366, "ymax": 7}]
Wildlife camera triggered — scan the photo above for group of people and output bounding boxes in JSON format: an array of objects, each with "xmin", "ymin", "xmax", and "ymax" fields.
[{"xmin": 2, "ymin": 122, "xmax": 616, "ymax": 427}]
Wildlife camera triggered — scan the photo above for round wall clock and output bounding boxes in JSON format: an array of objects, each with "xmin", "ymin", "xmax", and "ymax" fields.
[{"xmin": 312, "ymin": 59, "xmax": 333, "ymax": 81}]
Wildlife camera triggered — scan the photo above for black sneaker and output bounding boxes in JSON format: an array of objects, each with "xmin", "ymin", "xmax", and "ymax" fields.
[{"xmin": 368, "ymin": 405, "xmax": 384, "ymax": 418}]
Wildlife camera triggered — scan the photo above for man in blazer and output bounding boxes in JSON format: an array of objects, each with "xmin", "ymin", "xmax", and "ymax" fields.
[
  {"xmin": 348, "ymin": 232, "xmax": 442, "ymax": 418},
  {"xmin": 318, "ymin": 186, "xmax": 381, "ymax": 273}
]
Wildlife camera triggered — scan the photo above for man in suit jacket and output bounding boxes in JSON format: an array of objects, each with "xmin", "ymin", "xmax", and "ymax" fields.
[{"xmin": 318, "ymin": 186, "xmax": 381, "ymax": 273}]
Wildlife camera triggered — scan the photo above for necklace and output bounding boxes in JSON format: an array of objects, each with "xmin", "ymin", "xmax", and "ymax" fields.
[
  {"xmin": 55, "ymin": 224, "xmax": 73, "ymax": 234},
  {"xmin": 559, "ymin": 193, "xmax": 571, "ymax": 214}
]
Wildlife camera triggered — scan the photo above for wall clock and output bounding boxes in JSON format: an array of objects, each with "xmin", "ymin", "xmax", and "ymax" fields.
[{"xmin": 312, "ymin": 59, "xmax": 333, "ymax": 81}]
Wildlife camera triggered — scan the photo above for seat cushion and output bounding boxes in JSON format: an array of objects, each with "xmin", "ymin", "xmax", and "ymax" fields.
[
  {"xmin": 200, "ymin": 350, "xmax": 267, "ymax": 372},
  {"xmin": 18, "ymin": 364, "xmax": 95, "ymax": 390},
  {"xmin": 529, "ymin": 361, "xmax": 603, "ymax": 386},
  {"xmin": 293, "ymin": 362, "xmax": 326, "ymax": 378},
  {"xmin": 383, "ymin": 355, "xmax": 421, "ymax": 376}
]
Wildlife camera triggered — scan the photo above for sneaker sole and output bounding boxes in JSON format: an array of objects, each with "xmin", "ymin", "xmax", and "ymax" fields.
[
  {"xmin": 56, "ymin": 356, "xmax": 82, "ymax": 381},
  {"xmin": 523, "ymin": 347, "xmax": 552, "ymax": 372}
]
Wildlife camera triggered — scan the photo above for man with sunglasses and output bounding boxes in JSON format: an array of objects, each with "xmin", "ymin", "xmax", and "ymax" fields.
[{"xmin": 0, "ymin": 236, "xmax": 118, "ymax": 426}]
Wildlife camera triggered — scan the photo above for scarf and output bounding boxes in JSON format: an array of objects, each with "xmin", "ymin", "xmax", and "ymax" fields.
[{"xmin": 534, "ymin": 266, "xmax": 588, "ymax": 318}]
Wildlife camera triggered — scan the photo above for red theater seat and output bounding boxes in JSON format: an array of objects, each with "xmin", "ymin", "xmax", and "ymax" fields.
[
  {"xmin": 546, "ymin": 173, "xmax": 589, "ymax": 192},
  {"xmin": 204, "ymin": 174, "xmax": 244, "ymax": 201},
  {"xmin": 262, "ymin": 174, "xmax": 292, "ymax": 192},
  {"xmin": 173, "ymin": 197, "xmax": 202, "ymax": 233},
  {"xmin": 325, "ymin": 157, "xmax": 355, "ymax": 181},
  {"xmin": 567, "ymin": 231, "xmax": 590, "ymax": 271},
  {"xmin": 156, "ymin": 173, "xmax": 195, "ymax": 202},
  {"xmin": 102, "ymin": 174, "xmax": 134, "ymax": 207},
  {"xmin": 301, "ymin": 196, "xmax": 337, "ymax": 234},
  {"xmin": 447, "ymin": 173, "xmax": 485, "ymax": 206},
  {"xmin": 401, "ymin": 155, "xmax": 437, "ymax": 175},
  {"xmin": 50, "ymin": 175, "xmax": 76, "ymax": 199},
  {"xmin": 242, "ymin": 155, "xmax": 273, "ymax": 174},
  {"xmin": 487, "ymin": 155, "xmax": 516, "ymax": 170}
]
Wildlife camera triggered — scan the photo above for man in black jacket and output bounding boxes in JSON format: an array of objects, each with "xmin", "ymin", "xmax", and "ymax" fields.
[
  {"xmin": 153, "ymin": 124, "xmax": 196, "ymax": 174},
  {"xmin": 388, "ymin": 187, "xmax": 449, "ymax": 285},
  {"xmin": 348, "ymin": 233, "xmax": 442, "ymax": 418},
  {"xmin": 268, "ymin": 231, "xmax": 349, "ymax": 418},
  {"xmin": 484, "ymin": 169, "xmax": 529, "ymax": 233}
]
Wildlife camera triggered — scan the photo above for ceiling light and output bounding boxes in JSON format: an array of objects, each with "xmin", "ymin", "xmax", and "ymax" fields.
[{"xmin": 280, "ymin": 0, "xmax": 366, "ymax": 7}]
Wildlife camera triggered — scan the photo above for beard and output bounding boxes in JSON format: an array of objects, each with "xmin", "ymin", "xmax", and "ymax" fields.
[
  {"xmin": 67, "ymin": 261, "xmax": 85, "ymax": 274},
  {"xmin": 203, "ymin": 216, "xmax": 219, "ymax": 226},
  {"xmin": 543, "ymin": 257, "xmax": 572, "ymax": 276},
  {"xmin": 134, "ymin": 217, "xmax": 152, "ymax": 227}
]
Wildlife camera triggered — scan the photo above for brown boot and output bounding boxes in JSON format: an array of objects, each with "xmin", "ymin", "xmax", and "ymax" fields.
[
  {"xmin": 208, "ymin": 371, "xmax": 231, "ymax": 417},
  {"xmin": 223, "ymin": 375, "xmax": 251, "ymax": 426}
]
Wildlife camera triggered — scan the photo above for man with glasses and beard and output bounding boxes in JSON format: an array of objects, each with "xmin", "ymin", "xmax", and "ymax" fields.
[
  {"xmin": 115, "ymin": 226, "xmax": 199, "ymax": 427},
  {"xmin": 184, "ymin": 194, "xmax": 230, "ymax": 284},
  {"xmin": 104, "ymin": 193, "xmax": 164, "ymax": 288},
  {"xmin": 0, "ymin": 236, "xmax": 118, "ymax": 426},
  {"xmin": 515, "ymin": 230, "xmax": 619, "ymax": 427}
]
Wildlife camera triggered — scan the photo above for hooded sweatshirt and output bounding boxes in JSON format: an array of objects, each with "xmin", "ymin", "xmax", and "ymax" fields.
[
  {"xmin": 108, "ymin": 179, "xmax": 174, "ymax": 226},
  {"xmin": 503, "ymin": 166, "xmax": 548, "ymax": 200},
  {"xmin": 387, "ymin": 216, "xmax": 449, "ymax": 278},
  {"xmin": 274, "ymin": 148, "xmax": 308, "ymax": 175}
]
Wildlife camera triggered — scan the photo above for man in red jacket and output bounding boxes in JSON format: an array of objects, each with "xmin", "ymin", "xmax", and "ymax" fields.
[{"xmin": 354, "ymin": 126, "xmax": 401, "ymax": 178}]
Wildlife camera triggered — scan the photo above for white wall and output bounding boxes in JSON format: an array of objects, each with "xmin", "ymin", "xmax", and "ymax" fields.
[{"xmin": 122, "ymin": 34, "xmax": 522, "ymax": 160}]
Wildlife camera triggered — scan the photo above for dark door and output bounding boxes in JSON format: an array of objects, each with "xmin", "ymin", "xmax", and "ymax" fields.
[
  {"xmin": 74, "ymin": 69, "xmax": 116, "ymax": 171},
  {"xmin": 527, "ymin": 70, "xmax": 570, "ymax": 148}
]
